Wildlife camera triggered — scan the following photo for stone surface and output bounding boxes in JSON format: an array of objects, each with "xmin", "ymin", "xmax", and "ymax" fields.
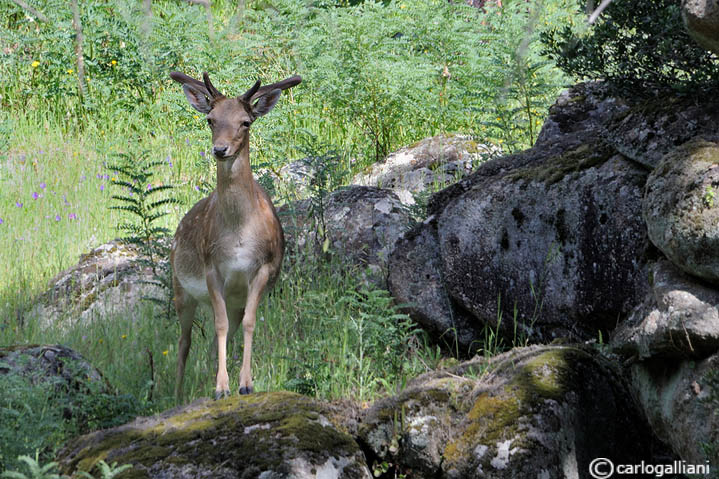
[
  {"xmin": 58, "ymin": 391, "xmax": 372, "ymax": 479},
  {"xmin": 352, "ymin": 134, "xmax": 498, "ymax": 205},
  {"xmin": 0, "ymin": 344, "xmax": 109, "ymax": 393},
  {"xmin": 387, "ymin": 216, "xmax": 481, "ymax": 354},
  {"xmin": 280, "ymin": 186, "xmax": 411, "ymax": 283},
  {"xmin": 392, "ymin": 86, "xmax": 651, "ymax": 347},
  {"xmin": 683, "ymin": 0, "xmax": 719, "ymax": 54},
  {"xmin": 359, "ymin": 344, "xmax": 669, "ymax": 478},
  {"xmin": 32, "ymin": 240, "xmax": 166, "ymax": 327},
  {"xmin": 602, "ymin": 94, "xmax": 719, "ymax": 171},
  {"xmin": 612, "ymin": 260, "xmax": 719, "ymax": 359},
  {"xmin": 629, "ymin": 353, "xmax": 719, "ymax": 466},
  {"xmin": 643, "ymin": 139, "xmax": 719, "ymax": 283}
]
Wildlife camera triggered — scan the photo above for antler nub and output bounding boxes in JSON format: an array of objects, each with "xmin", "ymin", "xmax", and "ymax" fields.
[
  {"xmin": 241, "ymin": 80, "xmax": 262, "ymax": 103},
  {"xmin": 202, "ymin": 72, "xmax": 223, "ymax": 98}
]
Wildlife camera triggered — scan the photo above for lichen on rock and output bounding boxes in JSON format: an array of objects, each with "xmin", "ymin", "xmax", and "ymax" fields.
[{"xmin": 57, "ymin": 391, "xmax": 372, "ymax": 479}]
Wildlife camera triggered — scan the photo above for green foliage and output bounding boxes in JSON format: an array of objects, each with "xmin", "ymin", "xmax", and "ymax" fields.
[
  {"xmin": 541, "ymin": 0, "xmax": 719, "ymax": 95},
  {"xmin": 107, "ymin": 152, "xmax": 178, "ymax": 316},
  {"xmin": 0, "ymin": 357, "xmax": 139, "ymax": 474},
  {"xmin": 1, "ymin": 454, "xmax": 131, "ymax": 479}
]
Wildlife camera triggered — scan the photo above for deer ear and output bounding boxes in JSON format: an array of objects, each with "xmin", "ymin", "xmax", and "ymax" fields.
[
  {"xmin": 182, "ymin": 84, "xmax": 212, "ymax": 113},
  {"xmin": 252, "ymin": 89, "xmax": 281, "ymax": 117}
]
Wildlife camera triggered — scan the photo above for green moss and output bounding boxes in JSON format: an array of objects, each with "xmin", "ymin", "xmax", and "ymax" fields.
[
  {"xmin": 63, "ymin": 391, "xmax": 362, "ymax": 478},
  {"xmin": 508, "ymin": 142, "xmax": 614, "ymax": 185}
]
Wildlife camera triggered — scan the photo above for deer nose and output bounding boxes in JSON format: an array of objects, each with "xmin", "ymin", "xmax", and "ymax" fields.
[{"xmin": 213, "ymin": 145, "xmax": 229, "ymax": 157}]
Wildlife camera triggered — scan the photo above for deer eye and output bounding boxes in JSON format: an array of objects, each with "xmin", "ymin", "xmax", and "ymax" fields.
[
  {"xmin": 206, "ymin": 118, "xmax": 213, "ymax": 127},
  {"xmin": 242, "ymin": 121, "xmax": 251, "ymax": 128}
]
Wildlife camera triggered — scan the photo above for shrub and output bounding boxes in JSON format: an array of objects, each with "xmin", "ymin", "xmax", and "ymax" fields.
[{"xmin": 541, "ymin": 0, "xmax": 719, "ymax": 95}]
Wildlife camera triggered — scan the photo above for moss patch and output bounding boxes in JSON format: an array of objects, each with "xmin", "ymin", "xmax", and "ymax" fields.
[{"xmin": 508, "ymin": 142, "xmax": 614, "ymax": 185}]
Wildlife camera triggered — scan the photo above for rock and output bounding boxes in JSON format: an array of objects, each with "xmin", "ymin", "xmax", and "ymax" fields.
[
  {"xmin": 58, "ymin": 391, "xmax": 372, "ymax": 479},
  {"xmin": 359, "ymin": 344, "xmax": 669, "ymax": 478},
  {"xmin": 644, "ymin": 139, "xmax": 719, "ymax": 283},
  {"xmin": 280, "ymin": 186, "xmax": 412, "ymax": 283},
  {"xmin": 683, "ymin": 0, "xmax": 719, "ymax": 55},
  {"xmin": 612, "ymin": 260, "xmax": 719, "ymax": 359},
  {"xmin": 602, "ymin": 95, "xmax": 719, "ymax": 171},
  {"xmin": 629, "ymin": 354, "xmax": 719, "ymax": 466},
  {"xmin": 387, "ymin": 217, "xmax": 481, "ymax": 354},
  {"xmin": 32, "ymin": 240, "xmax": 167, "ymax": 328},
  {"xmin": 352, "ymin": 134, "xmax": 498, "ymax": 205},
  {"xmin": 0, "ymin": 344, "xmax": 109, "ymax": 394}
]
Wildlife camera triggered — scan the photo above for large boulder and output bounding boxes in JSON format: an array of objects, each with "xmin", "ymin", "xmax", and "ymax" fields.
[
  {"xmin": 391, "ymin": 84, "xmax": 651, "ymax": 349},
  {"xmin": 643, "ymin": 138, "xmax": 719, "ymax": 284},
  {"xmin": 359, "ymin": 344, "xmax": 669, "ymax": 478},
  {"xmin": 352, "ymin": 134, "xmax": 497, "ymax": 205},
  {"xmin": 683, "ymin": 0, "xmax": 719, "ymax": 54},
  {"xmin": 388, "ymin": 217, "xmax": 482, "ymax": 353},
  {"xmin": 280, "ymin": 186, "xmax": 412, "ymax": 283},
  {"xmin": 612, "ymin": 260, "xmax": 719, "ymax": 359},
  {"xmin": 0, "ymin": 344, "xmax": 109, "ymax": 395},
  {"xmin": 58, "ymin": 391, "xmax": 372, "ymax": 479},
  {"xmin": 629, "ymin": 354, "xmax": 719, "ymax": 466},
  {"xmin": 32, "ymin": 240, "xmax": 166, "ymax": 328}
]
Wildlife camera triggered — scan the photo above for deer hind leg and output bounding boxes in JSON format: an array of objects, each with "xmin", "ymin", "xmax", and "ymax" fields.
[
  {"xmin": 174, "ymin": 280, "xmax": 198, "ymax": 403},
  {"xmin": 206, "ymin": 269, "xmax": 231, "ymax": 400},
  {"xmin": 239, "ymin": 265, "xmax": 271, "ymax": 395}
]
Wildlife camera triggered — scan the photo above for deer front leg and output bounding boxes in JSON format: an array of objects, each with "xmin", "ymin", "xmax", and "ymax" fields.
[
  {"xmin": 239, "ymin": 265, "xmax": 271, "ymax": 395},
  {"xmin": 174, "ymin": 279, "xmax": 197, "ymax": 403},
  {"xmin": 206, "ymin": 270, "xmax": 231, "ymax": 400}
]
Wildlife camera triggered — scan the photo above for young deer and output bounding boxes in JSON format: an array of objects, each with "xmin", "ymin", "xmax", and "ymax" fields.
[{"xmin": 169, "ymin": 71, "xmax": 300, "ymax": 400}]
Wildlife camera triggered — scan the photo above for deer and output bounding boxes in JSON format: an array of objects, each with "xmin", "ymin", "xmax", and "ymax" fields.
[{"xmin": 169, "ymin": 70, "xmax": 301, "ymax": 401}]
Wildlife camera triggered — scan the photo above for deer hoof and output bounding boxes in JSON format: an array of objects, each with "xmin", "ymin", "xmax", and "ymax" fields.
[
  {"xmin": 239, "ymin": 386, "xmax": 254, "ymax": 395},
  {"xmin": 214, "ymin": 390, "xmax": 231, "ymax": 400}
]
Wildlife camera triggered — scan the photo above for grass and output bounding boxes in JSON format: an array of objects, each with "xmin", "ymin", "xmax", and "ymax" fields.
[{"xmin": 0, "ymin": 0, "xmax": 579, "ymax": 473}]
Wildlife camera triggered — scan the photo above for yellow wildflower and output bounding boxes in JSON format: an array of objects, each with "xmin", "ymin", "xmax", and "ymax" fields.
[
  {"xmin": 67, "ymin": 69, "xmax": 74, "ymax": 74},
  {"xmin": 31, "ymin": 60, "xmax": 40, "ymax": 68},
  {"xmin": 98, "ymin": 338, "xmax": 103, "ymax": 344},
  {"xmin": 193, "ymin": 115, "xmax": 199, "ymax": 119},
  {"xmin": 111, "ymin": 60, "xmax": 117, "ymax": 66},
  {"xmin": 162, "ymin": 350, "xmax": 169, "ymax": 356},
  {"xmin": 121, "ymin": 334, "xmax": 127, "ymax": 339}
]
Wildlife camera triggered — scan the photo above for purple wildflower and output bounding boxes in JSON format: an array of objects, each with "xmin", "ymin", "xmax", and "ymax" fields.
[
  {"xmin": 0, "ymin": 218, "xmax": 3, "ymax": 225},
  {"xmin": 32, "ymin": 192, "xmax": 39, "ymax": 200},
  {"xmin": 185, "ymin": 138, "xmax": 190, "ymax": 145},
  {"xmin": 15, "ymin": 202, "xmax": 23, "ymax": 208},
  {"xmin": 96, "ymin": 173, "xmax": 102, "ymax": 179},
  {"xmin": 194, "ymin": 185, "xmax": 200, "ymax": 192},
  {"xmin": 100, "ymin": 184, "xmax": 105, "ymax": 191},
  {"xmin": 55, "ymin": 214, "xmax": 61, "ymax": 221},
  {"xmin": 200, "ymin": 150, "xmax": 205, "ymax": 157},
  {"xmin": 69, "ymin": 213, "xmax": 77, "ymax": 220},
  {"xmin": 40, "ymin": 182, "xmax": 46, "ymax": 189},
  {"xmin": 147, "ymin": 184, "xmax": 152, "ymax": 191}
]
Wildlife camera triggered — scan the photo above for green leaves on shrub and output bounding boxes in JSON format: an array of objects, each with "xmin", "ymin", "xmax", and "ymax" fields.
[{"xmin": 541, "ymin": 0, "xmax": 719, "ymax": 95}]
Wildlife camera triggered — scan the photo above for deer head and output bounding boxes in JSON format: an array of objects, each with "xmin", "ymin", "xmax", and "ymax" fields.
[{"xmin": 169, "ymin": 71, "xmax": 301, "ymax": 160}]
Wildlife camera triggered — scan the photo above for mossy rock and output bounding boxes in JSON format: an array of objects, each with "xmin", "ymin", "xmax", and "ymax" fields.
[
  {"xmin": 643, "ymin": 138, "xmax": 719, "ymax": 284},
  {"xmin": 359, "ymin": 345, "xmax": 670, "ymax": 479},
  {"xmin": 57, "ymin": 391, "xmax": 371, "ymax": 479}
]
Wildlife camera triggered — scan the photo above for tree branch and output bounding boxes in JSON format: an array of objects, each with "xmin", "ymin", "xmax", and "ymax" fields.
[{"xmin": 10, "ymin": 0, "xmax": 49, "ymax": 23}]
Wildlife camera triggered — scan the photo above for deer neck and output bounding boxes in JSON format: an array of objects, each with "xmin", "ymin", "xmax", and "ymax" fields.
[{"xmin": 216, "ymin": 137, "xmax": 257, "ymax": 226}]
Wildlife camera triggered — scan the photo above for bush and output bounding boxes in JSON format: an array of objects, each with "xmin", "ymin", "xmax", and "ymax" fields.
[
  {"xmin": 541, "ymin": 0, "xmax": 719, "ymax": 95},
  {"xmin": 0, "ymin": 355, "xmax": 139, "ymax": 473}
]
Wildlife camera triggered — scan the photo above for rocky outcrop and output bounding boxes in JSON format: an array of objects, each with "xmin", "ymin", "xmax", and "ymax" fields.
[
  {"xmin": 32, "ymin": 240, "xmax": 166, "ymax": 328},
  {"xmin": 58, "ymin": 391, "xmax": 371, "ymax": 479},
  {"xmin": 0, "ymin": 344, "xmax": 109, "ymax": 394},
  {"xmin": 643, "ymin": 139, "xmax": 719, "ymax": 284},
  {"xmin": 280, "ymin": 186, "xmax": 412, "ymax": 283},
  {"xmin": 612, "ymin": 260, "xmax": 719, "ymax": 359},
  {"xmin": 629, "ymin": 354, "xmax": 719, "ymax": 466},
  {"xmin": 352, "ymin": 134, "xmax": 497, "ymax": 205},
  {"xmin": 391, "ymin": 83, "xmax": 651, "ymax": 350},
  {"xmin": 683, "ymin": 0, "xmax": 719, "ymax": 54},
  {"xmin": 359, "ymin": 344, "xmax": 669, "ymax": 478}
]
